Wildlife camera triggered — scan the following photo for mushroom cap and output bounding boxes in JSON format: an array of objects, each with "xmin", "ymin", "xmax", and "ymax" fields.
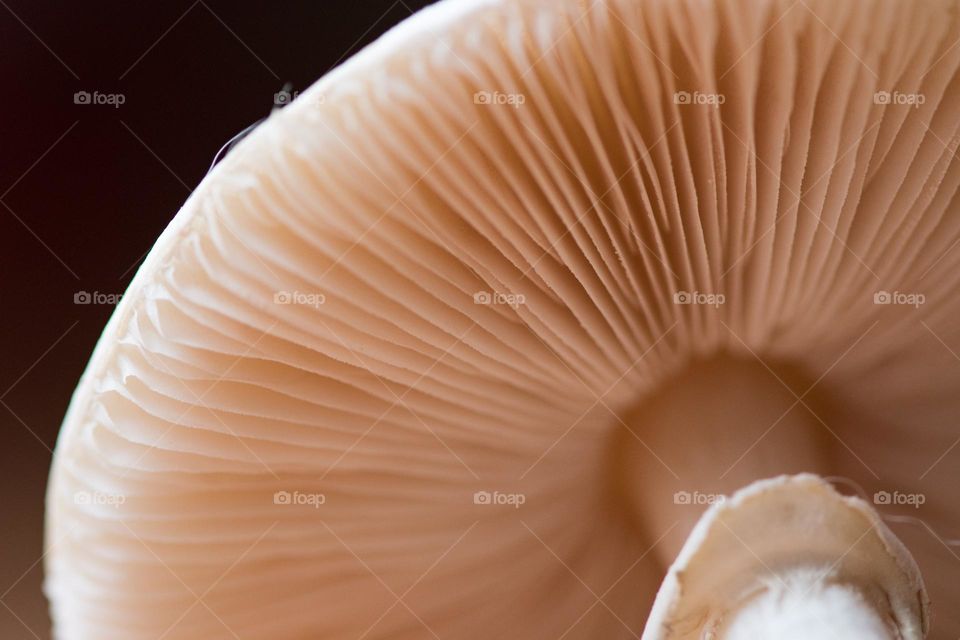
[{"xmin": 47, "ymin": 0, "xmax": 960, "ymax": 637}]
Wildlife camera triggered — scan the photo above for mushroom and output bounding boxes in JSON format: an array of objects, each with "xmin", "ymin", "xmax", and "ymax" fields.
[{"xmin": 46, "ymin": 0, "xmax": 960, "ymax": 637}]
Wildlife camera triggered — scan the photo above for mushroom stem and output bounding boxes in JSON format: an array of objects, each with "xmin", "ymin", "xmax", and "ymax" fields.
[
  {"xmin": 616, "ymin": 355, "xmax": 832, "ymax": 564},
  {"xmin": 720, "ymin": 572, "xmax": 895, "ymax": 639},
  {"xmin": 638, "ymin": 474, "xmax": 929, "ymax": 640}
]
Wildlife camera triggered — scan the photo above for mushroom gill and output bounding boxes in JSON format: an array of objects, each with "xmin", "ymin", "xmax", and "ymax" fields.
[{"xmin": 46, "ymin": 0, "xmax": 960, "ymax": 637}]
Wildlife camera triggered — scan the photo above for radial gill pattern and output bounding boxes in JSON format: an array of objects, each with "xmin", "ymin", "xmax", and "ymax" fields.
[{"xmin": 47, "ymin": 0, "xmax": 960, "ymax": 637}]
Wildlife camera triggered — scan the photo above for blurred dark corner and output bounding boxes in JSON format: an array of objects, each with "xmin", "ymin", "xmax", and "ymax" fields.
[{"xmin": 0, "ymin": 1, "xmax": 434, "ymax": 637}]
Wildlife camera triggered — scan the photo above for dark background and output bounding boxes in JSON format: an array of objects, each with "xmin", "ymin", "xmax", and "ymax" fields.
[{"xmin": 0, "ymin": 2, "xmax": 433, "ymax": 636}]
